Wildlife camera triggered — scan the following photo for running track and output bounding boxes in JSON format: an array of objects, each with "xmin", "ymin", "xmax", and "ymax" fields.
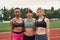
[{"xmin": 0, "ymin": 28, "xmax": 60, "ymax": 40}]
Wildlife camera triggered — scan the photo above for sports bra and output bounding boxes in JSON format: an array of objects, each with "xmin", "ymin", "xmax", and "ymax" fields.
[
  {"xmin": 25, "ymin": 19, "xmax": 35, "ymax": 28},
  {"xmin": 36, "ymin": 18, "xmax": 46, "ymax": 28},
  {"xmin": 13, "ymin": 20, "xmax": 24, "ymax": 28}
]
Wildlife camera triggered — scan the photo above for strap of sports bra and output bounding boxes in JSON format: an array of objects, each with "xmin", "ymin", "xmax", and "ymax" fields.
[
  {"xmin": 43, "ymin": 17, "xmax": 45, "ymax": 21},
  {"xmin": 13, "ymin": 18, "xmax": 24, "ymax": 23},
  {"xmin": 13, "ymin": 18, "xmax": 16, "ymax": 23}
]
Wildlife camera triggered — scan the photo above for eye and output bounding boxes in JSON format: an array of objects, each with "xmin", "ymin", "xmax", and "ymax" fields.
[
  {"xmin": 37, "ymin": 12, "xmax": 39, "ymax": 13},
  {"xmin": 17, "ymin": 11, "xmax": 20, "ymax": 13},
  {"xmin": 39, "ymin": 11, "xmax": 42, "ymax": 13},
  {"xmin": 15, "ymin": 11, "xmax": 17, "ymax": 13},
  {"xmin": 15, "ymin": 11, "xmax": 20, "ymax": 13}
]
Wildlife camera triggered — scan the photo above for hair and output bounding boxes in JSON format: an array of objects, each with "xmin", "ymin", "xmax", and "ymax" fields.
[
  {"xmin": 25, "ymin": 8, "xmax": 33, "ymax": 14},
  {"xmin": 14, "ymin": 7, "xmax": 21, "ymax": 12},
  {"xmin": 37, "ymin": 7, "xmax": 44, "ymax": 12}
]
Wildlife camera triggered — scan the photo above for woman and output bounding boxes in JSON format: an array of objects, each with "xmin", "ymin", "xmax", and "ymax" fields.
[
  {"xmin": 23, "ymin": 9, "xmax": 36, "ymax": 40},
  {"xmin": 10, "ymin": 7, "xmax": 24, "ymax": 40},
  {"xmin": 35, "ymin": 7, "xmax": 50, "ymax": 40}
]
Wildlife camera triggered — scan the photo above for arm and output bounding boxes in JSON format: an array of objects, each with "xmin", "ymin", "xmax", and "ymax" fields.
[
  {"xmin": 46, "ymin": 18, "xmax": 50, "ymax": 40},
  {"xmin": 10, "ymin": 20, "xmax": 13, "ymax": 40},
  {"xmin": 10, "ymin": 20, "xmax": 13, "ymax": 32},
  {"xmin": 22, "ymin": 19, "xmax": 25, "ymax": 32},
  {"xmin": 33, "ymin": 18, "xmax": 37, "ymax": 33}
]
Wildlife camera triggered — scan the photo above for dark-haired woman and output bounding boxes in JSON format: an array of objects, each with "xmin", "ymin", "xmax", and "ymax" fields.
[
  {"xmin": 23, "ymin": 9, "xmax": 36, "ymax": 40},
  {"xmin": 10, "ymin": 7, "xmax": 24, "ymax": 40}
]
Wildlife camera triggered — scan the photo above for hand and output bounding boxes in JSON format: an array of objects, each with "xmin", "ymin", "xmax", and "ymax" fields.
[
  {"xmin": 48, "ymin": 38, "xmax": 50, "ymax": 40},
  {"xmin": 10, "ymin": 31, "xmax": 12, "ymax": 40}
]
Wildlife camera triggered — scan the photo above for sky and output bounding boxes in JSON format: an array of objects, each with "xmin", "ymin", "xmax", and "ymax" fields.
[{"xmin": 0, "ymin": 0, "xmax": 60, "ymax": 12}]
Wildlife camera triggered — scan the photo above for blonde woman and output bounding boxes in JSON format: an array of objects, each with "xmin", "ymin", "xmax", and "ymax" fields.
[{"xmin": 35, "ymin": 7, "xmax": 50, "ymax": 40}]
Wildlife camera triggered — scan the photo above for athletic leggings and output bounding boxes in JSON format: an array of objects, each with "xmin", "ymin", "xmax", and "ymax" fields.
[
  {"xmin": 35, "ymin": 34, "xmax": 48, "ymax": 40},
  {"xmin": 23, "ymin": 35, "xmax": 35, "ymax": 40}
]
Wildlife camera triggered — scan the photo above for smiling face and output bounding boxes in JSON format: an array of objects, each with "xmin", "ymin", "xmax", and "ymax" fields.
[{"xmin": 14, "ymin": 8, "xmax": 21, "ymax": 17}]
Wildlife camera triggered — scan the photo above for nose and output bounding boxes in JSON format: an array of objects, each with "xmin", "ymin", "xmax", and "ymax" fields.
[{"xmin": 16, "ymin": 13, "xmax": 19, "ymax": 14}]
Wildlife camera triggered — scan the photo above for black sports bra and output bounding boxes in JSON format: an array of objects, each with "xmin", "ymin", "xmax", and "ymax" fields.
[
  {"xmin": 13, "ymin": 20, "xmax": 24, "ymax": 28},
  {"xmin": 36, "ymin": 18, "xmax": 46, "ymax": 28}
]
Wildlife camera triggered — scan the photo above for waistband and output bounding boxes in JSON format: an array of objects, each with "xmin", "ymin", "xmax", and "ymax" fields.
[
  {"xmin": 24, "ymin": 34, "xmax": 35, "ymax": 37},
  {"xmin": 13, "ymin": 31, "xmax": 23, "ymax": 34},
  {"xmin": 35, "ymin": 34, "xmax": 47, "ymax": 36}
]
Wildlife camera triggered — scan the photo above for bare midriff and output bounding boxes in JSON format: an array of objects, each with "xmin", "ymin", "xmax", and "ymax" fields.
[
  {"xmin": 36, "ymin": 27, "xmax": 46, "ymax": 35},
  {"xmin": 13, "ymin": 27, "xmax": 23, "ymax": 32},
  {"xmin": 24, "ymin": 28, "xmax": 35, "ymax": 36}
]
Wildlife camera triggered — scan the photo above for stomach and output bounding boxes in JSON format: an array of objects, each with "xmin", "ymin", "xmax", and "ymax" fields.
[
  {"xmin": 13, "ymin": 27, "xmax": 23, "ymax": 32},
  {"xmin": 36, "ymin": 27, "xmax": 46, "ymax": 35},
  {"xmin": 24, "ymin": 28, "xmax": 35, "ymax": 36}
]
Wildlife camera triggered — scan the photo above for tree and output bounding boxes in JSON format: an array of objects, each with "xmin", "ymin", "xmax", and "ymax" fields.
[
  {"xmin": 2, "ymin": 7, "xmax": 10, "ymax": 21},
  {"xmin": 5, "ymin": 10, "xmax": 10, "ymax": 20},
  {"xmin": 3, "ymin": 7, "xmax": 7, "ymax": 21},
  {"xmin": 21, "ymin": 8, "xmax": 28, "ymax": 18},
  {"xmin": 10, "ymin": 7, "xmax": 14, "ymax": 19},
  {"xmin": 45, "ymin": 10, "xmax": 54, "ymax": 18},
  {"xmin": 33, "ymin": 12, "xmax": 38, "ymax": 19},
  {"xmin": 57, "ymin": 9, "xmax": 60, "ymax": 18},
  {"xmin": 51, "ymin": 7, "xmax": 54, "ymax": 11}
]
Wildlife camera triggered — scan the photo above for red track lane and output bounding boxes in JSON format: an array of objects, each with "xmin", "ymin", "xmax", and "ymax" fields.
[
  {"xmin": 50, "ymin": 28, "xmax": 60, "ymax": 40},
  {"xmin": 0, "ymin": 28, "xmax": 60, "ymax": 40}
]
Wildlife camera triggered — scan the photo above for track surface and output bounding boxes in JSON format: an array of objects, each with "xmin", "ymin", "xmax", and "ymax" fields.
[{"xmin": 0, "ymin": 28, "xmax": 60, "ymax": 40}]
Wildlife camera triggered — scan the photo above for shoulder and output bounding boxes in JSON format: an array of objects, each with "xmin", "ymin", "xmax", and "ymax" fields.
[
  {"xmin": 24, "ymin": 18, "xmax": 27, "ymax": 20},
  {"xmin": 32, "ymin": 18, "xmax": 36, "ymax": 23},
  {"xmin": 33, "ymin": 18, "xmax": 36, "ymax": 21},
  {"xmin": 23, "ymin": 18, "xmax": 27, "ymax": 22},
  {"xmin": 10, "ymin": 18, "xmax": 15, "ymax": 22},
  {"xmin": 20, "ymin": 18, "xmax": 24, "ymax": 21},
  {"xmin": 45, "ymin": 18, "xmax": 49, "ymax": 21},
  {"xmin": 45, "ymin": 17, "xmax": 50, "ymax": 22}
]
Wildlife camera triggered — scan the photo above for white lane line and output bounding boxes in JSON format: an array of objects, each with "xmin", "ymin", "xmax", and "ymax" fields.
[{"xmin": 50, "ymin": 28, "xmax": 60, "ymax": 30}]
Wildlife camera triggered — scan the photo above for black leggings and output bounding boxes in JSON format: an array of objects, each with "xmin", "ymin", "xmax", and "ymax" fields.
[
  {"xmin": 35, "ymin": 34, "xmax": 48, "ymax": 40},
  {"xmin": 23, "ymin": 35, "xmax": 35, "ymax": 40}
]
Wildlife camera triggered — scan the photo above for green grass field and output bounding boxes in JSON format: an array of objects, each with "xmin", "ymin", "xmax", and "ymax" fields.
[
  {"xmin": 0, "ymin": 21, "xmax": 60, "ymax": 32},
  {"xmin": 0, "ymin": 23, "xmax": 10, "ymax": 32},
  {"xmin": 50, "ymin": 21, "xmax": 60, "ymax": 29}
]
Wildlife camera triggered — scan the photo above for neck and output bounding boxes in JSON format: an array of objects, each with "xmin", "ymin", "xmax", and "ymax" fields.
[
  {"xmin": 39, "ymin": 15, "xmax": 44, "ymax": 19},
  {"xmin": 15, "ymin": 17, "xmax": 20, "ymax": 19},
  {"xmin": 27, "ymin": 16, "xmax": 32, "ymax": 20}
]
